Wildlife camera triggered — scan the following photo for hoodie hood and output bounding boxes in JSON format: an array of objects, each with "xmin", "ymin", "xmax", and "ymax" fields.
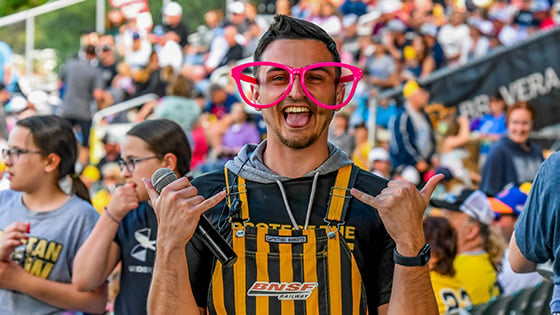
[{"xmin": 225, "ymin": 140, "xmax": 353, "ymax": 184}]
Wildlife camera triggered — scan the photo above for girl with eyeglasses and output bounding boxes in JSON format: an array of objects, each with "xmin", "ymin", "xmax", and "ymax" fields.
[
  {"xmin": 73, "ymin": 119, "xmax": 192, "ymax": 315},
  {"xmin": 0, "ymin": 115, "xmax": 105, "ymax": 314}
]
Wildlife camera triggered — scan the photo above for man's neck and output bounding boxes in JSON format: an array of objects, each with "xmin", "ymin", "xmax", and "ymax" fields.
[{"xmin": 263, "ymin": 138, "xmax": 330, "ymax": 178}]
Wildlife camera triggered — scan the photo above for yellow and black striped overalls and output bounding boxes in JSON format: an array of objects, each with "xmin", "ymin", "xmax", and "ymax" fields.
[{"xmin": 208, "ymin": 165, "xmax": 368, "ymax": 315}]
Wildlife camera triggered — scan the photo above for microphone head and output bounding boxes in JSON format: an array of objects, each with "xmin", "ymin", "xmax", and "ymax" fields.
[{"xmin": 152, "ymin": 168, "xmax": 178, "ymax": 194}]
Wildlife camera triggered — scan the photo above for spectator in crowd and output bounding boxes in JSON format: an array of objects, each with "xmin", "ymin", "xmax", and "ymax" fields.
[
  {"xmin": 98, "ymin": 45, "xmax": 118, "ymax": 91},
  {"xmin": 473, "ymin": 93, "xmax": 507, "ymax": 167},
  {"xmin": 403, "ymin": 33, "xmax": 436, "ymax": 79},
  {"xmin": 365, "ymin": 35, "xmax": 399, "ymax": 92},
  {"xmin": 205, "ymin": 83, "xmax": 238, "ymax": 120},
  {"xmin": 91, "ymin": 162, "xmax": 125, "ymax": 214},
  {"xmin": 156, "ymin": 32, "xmax": 183, "ymax": 74},
  {"xmin": 135, "ymin": 52, "xmax": 168, "ymax": 99},
  {"xmin": 509, "ymin": 152, "xmax": 560, "ymax": 314},
  {"xmin": 459, "ymin": 18, "xmax": 491, "ymax": 64},
  {"xmin": 205, "ymin": 25, "xmax": 243, "ymax": 74},
  {"xmin": 419, "ymin": 23, "xmax": 447, "ymax": 69},
  {"xmin": 368, "ymin": 147, "xmax": 391, "ymax": 178},
  {"xmin": 438, "ymin": 113, "xmax": 473, "ymax": 188},
  {"xmin": 96, "ymin": 132, "xmax": 122, "ymax": 174},
  {"xmin": 389, "ymin": 80, "xmax": 435, "ymax": 176},
  {"xmin": 352, "ymin": 122, "xmax": 373, "ymax": 170},
  {"xmin": 226, "ymin": 1, "xmax": 250, "ymax": 34},
  {"xmin": 340, "ymin": 0, "xmax": 368, "ymax": 17},
  {"xmin": 437, "ymin": 9, "xmax": 469, "ymax": 65},
  {"xmin": 384, "ymin": 18, "xmax": 410, "ymax": 60},
  {"xmin": 161, "ymin": 2, "xmax": 189, "ymax": 48},
  {"xmin": 201, "ymin": 102, "xmax": 261, "ymax": 172},
  {"xmin": 0, "ymin": 115, "xmax": 104, "ymax": 314},
  {"xmin": 489, "ymin": 184, "xmax": 543, "ymax": 296},
  {"xmin": 533, "ymin": 1, "xmax": 557, "ymax": 30},
  {"xmin": 307, "ymin": 1, "xmax": 343, "ymax": 36},
  {"xmin": 489, "ymin": 9, "xmax": 520, "ymax": 47},
  {"xmin": 480, "ymin": 102, "xmax": 544, "ymax": 196},
  {"xmin": 73, "ymin": 119, "xmax": 192, "ymax": 315},
  {"xmin": 432, "ymin": 189, "xmax": 503, "ymax": 305},
  {"xmin": 328, "ymin": 111, "xmax": 355, "ymax": 157},
  {"xmin": 111, "ymin": 62, "xmax": 136, "ymax": 102},
  {"xmin": 153, "ymin": 74, "xmax": 202, "ymax": 134},
  {"xmin": 125, "ymin": 32, "xmax": 152, "ymax": 72},
  {"xmin": 98, "ymin": 45, "xmax": 119, "ymax": 108},
  {"xmin": 105, "ymin": 7, "xmax": 126, "ymax": 38},
  {"xmin": 424, "ymin": 216, "xmax": 473, "ymax": 314},
  {"xmin": 59, "ymin": 44, "xmax": 104, "ymax": 168}
]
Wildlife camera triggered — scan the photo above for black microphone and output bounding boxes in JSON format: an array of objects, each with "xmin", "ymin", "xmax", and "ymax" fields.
[{"xmin": 152, "ymin": 168, "xmax": 237, "ymax": 267}]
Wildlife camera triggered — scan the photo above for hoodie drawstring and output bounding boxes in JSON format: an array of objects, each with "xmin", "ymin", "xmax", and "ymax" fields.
[{"xmin": 275, "ymin": 171, "xmax": 320, "ymax": 230}]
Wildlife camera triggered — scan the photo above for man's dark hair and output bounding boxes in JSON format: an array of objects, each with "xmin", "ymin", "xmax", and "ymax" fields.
[
  {"xmin": 254, "ymin": 15, "xmax": 340, "ymax": 63},
  {"xmin": 85, "ymin": 44, "xmax": 97, "ymax": 56}
]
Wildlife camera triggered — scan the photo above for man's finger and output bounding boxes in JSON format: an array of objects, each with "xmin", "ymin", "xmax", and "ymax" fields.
[
  {"xmin": 351, "ymin": 188, "xmax": 381, "ymax": 209},
  {"xmin": 386, "ymin": 180, "xmax": 408, "ymax": 187},
  {"xmin": 142, "ymin": 178, "xmax": 159, "ymax": 203},
  {"xmin": 194, "ymin": 190, "xmax": 227, "ymax": 216},
  {"xmin": 420, "ymin": 174, "xmax": 444, "ymax": 201}
]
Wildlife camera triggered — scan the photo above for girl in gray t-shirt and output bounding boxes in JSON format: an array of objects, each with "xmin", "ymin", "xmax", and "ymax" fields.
[{"xmin": 0, "ymin": 115, "xmax": 103, "ymax": 314}]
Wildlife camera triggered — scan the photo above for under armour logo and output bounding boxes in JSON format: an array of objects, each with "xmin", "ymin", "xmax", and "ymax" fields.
[{"xmin": 131, "ymin": 228, "xmax": 156, "ymax": 262}]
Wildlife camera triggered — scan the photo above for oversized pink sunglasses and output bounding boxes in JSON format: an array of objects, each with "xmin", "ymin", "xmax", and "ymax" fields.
[{"xmin": 231, "ymin": 61, "xmax": 363, "ymax": 110}]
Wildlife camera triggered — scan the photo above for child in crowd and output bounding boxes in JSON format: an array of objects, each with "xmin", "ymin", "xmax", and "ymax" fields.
[{"xmin": 0, "ymin": 115, "xmax": 105, "ymax": 314}]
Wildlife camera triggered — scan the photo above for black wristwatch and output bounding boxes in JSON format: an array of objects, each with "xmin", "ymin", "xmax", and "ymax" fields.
[{"xmin": 393, "ymin": 243, "xmax": 431, "ymax": 267}]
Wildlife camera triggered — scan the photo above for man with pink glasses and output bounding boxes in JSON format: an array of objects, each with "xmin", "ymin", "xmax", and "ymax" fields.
[{"xmin": 145, "ymin": 15, "xmax": 441, "ymax": 315}]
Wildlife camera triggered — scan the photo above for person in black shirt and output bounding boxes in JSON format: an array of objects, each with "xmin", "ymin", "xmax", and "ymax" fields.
[{"xmin": 162, "ymin": 2, "xmax": 189, "ymax": 48}]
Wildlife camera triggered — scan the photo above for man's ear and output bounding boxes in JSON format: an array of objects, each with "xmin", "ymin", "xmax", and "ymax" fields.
[
  {"xmin": 336, "ymin": 85, "xmax": 346, "ymax": 105},
  {"xmin": 464, "ymin": 220, "xmax": 481, "ymax": 241}
]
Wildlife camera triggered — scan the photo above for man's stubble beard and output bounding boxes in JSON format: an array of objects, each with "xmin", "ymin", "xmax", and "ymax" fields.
[{"xmin": 264, "ymin": 111, "xmax": 333, "ymax": 150}]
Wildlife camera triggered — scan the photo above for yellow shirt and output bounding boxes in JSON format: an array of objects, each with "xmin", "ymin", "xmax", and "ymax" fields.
[
  {"xmin": 454, "ymin": 252, "xmax": 500, "ymax": 305},
  {"xmin": 352, "ymin": 142, "xmax": 373, "ymax": 170},
  {"xmin": 430, "ymin": 271, "xmax": 472, "ymax": 314},
  {"xmin": 92, "ymin": 189, "xmax": 112, "ymax": 215}
]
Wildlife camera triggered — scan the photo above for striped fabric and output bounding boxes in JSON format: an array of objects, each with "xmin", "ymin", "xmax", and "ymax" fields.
[{"xmin": 208, "ymin": 166, "xmax": 368, "ymax": 315}]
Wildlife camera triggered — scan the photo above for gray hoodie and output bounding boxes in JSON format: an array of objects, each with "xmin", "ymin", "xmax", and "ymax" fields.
[{"xmin": 225, "ymin": 140, "xmax": 354, "ymax": 184}]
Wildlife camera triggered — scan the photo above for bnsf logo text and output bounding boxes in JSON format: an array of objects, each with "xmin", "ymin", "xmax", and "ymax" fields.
[{"xmin": 247, "ymin": 281, "xmax": 318, "ymax": 300}]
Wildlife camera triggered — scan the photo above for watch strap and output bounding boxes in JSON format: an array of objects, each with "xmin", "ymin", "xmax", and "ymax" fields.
[{"xmin": 393, "ymin": 243, "xmax": 431, "ymax": 267}]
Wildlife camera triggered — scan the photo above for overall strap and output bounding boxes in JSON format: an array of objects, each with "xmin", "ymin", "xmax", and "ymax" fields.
[
  {"xmin": 224, "ymin": 167, "xmax": 250, "ymax": 223},
  {"xmin": 324, "ymin": 164, "xmax": 360, "ymax": 225}
]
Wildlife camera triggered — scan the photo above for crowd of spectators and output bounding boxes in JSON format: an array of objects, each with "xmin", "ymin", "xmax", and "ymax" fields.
[{"xmin": 0, "ymin": 0, "xmax": 558, "ymax": 313}]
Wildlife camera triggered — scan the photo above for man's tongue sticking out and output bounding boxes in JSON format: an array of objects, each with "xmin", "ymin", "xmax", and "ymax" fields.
[{"xmin": 285, "ymin": 108, "xmax": 311, "ymax": 128}]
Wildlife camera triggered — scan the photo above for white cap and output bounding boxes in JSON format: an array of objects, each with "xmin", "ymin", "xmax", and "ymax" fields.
[
  {"xmin": 386, "ymin": 19, "xmax": 406, "ymax": 33},
  {"xmin": 164, "ymin": 2, "xmax": 183, "ymax": 16},
  {"xmin": 229, "ymin": 1, "xmax": 245, "ymax": 15},
  {"xmin": 343, "ymin": 14, "xmax": 358, "ymax": 28},
  {"xmin": 368, "ymin": 147, "xmax": 390, "ymax": 163},
  {"xmin": 378, "ymin": 0, "xmax": 402, "ymax": 14},
  {"xmin": 400, "ymin": 166, "xmax": 420, "ymax": 185},
  {"xmin": 420, "ymin": 23, "xmax": 438, "ymax": 37}
]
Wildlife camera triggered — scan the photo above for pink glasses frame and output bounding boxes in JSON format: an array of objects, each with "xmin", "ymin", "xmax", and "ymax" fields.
[{"xmin": 230, "ymin": 61, "xmax": 363, "ymax": 110}]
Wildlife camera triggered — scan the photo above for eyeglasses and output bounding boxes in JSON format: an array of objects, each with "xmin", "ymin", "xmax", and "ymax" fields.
[
  {"xmin": 1, "ymin": 147, "xmax": 43, "ymax": 162},
  {"xmin": 118, "ymin": 156, "xmax": 159, "ymax": 173},
  {"xmin": 231, "ymin": 61, "xmax": 363, "ymax": 110}
]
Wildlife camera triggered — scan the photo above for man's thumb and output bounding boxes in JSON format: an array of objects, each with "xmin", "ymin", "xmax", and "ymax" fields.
[{"xmin": 420, "ymin": 174, "xmax": 444, "ymax": 201}]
